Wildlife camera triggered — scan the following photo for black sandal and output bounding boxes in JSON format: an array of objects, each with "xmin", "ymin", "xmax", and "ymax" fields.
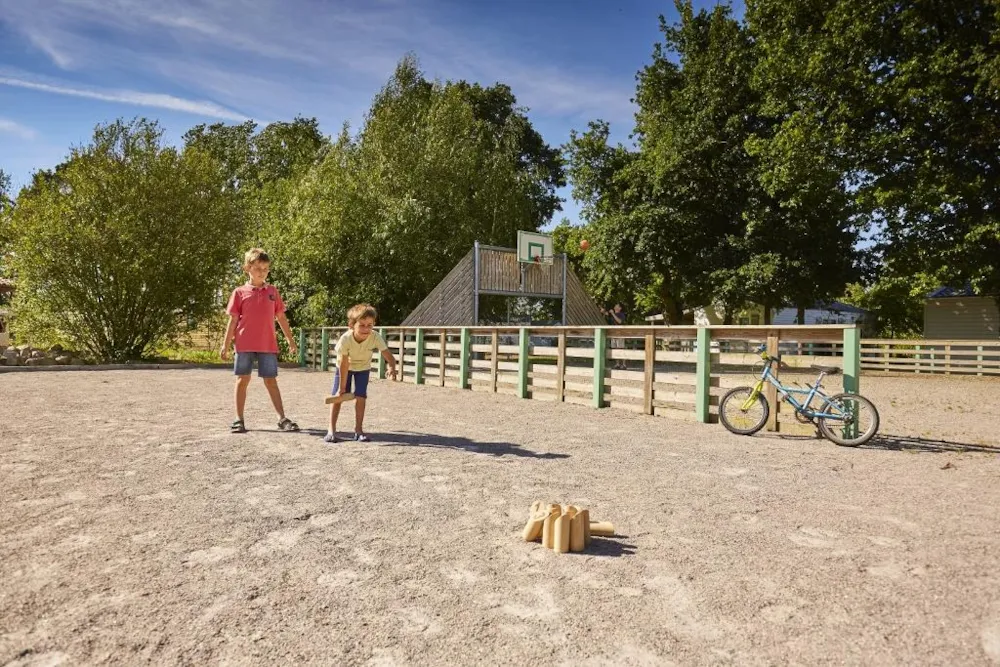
[
  {"xmin": 277, "ymin": 417, "xmax": 299, "ymax": 432},
  {"xmin": 230, "ymin": 418, "xmax": 246, "ymax": 433}
]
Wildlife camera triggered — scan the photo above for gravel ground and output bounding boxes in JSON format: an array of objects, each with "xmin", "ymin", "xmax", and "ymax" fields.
[{"xmin": 2, "ymin": 368, "xmax": 1000, "ymax": 666}]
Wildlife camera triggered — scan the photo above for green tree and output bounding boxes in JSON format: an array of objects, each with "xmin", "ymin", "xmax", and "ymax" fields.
[
  {"xmin": 280, "ymin": 56, "xmax": 566, "ymax": 325},
  {"xmin": 9, "ymin": 119, "xmax": 242, "ymax": 361},
  {"xmin": 748, "ymin": 0, "xmax": 1000, "ymax": 310},
  {"xmin": 183, "ymin": 116, "xmax": 330, "ymax": 320}
]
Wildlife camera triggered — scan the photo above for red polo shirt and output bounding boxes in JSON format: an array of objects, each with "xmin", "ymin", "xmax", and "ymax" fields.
[{"xmin": 226, "ymin": 283, "xmax": 286, "ymax": 353}]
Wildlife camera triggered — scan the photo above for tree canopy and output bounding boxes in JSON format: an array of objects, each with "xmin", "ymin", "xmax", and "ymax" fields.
[{"xmin": 8, "ymin": 119, "xmax": 243, "ymax": 360}]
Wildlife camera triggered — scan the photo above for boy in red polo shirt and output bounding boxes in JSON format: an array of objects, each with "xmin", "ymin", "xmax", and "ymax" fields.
[{"xmin": 220, "ymin": 248, "xmax": 300, "ymax": 434}]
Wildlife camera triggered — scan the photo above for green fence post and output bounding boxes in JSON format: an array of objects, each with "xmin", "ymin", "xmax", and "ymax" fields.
[
  {"xmin": 695, "ymin": 327, "xmax": 712, "ymax": 423},
  {"xmin": 593, "ymin": 328, "xmax": 607, "ymax": 408},
  {"xmin": 378, "ymin": 327, "xmax": 387, "ymax": 379},
  {"xmin": 297, "ymin": 329, "xmax": 307, "ymax": 367},
  {"xmin": 415, "ymin": 328, "xmax": 426, "ymax": 385},
  {"xmin": 320, "ymin": 328, "xmax": 330, "ymax": 371},
  {"xmin": 460, "ymin": 328, "xmax": 472, "ymax": 389},
  {"xmin": 843, "ymin": 326, "xmax": 861, "ymax": 394},
  {"xmin": 518, "ymin": 328, "xmax": 530, "ymax": 398}
]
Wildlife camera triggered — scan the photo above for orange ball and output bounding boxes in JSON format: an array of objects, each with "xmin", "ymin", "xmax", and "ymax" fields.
[{"xmin": 580, "ymin": 239, "xmax": 590, "ymax": 251}]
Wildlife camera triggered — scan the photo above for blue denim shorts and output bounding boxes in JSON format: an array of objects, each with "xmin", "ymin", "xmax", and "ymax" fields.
[
  {"xmin": 234, "ymin": 352, "xmax": 279, "ymax": 378},
  {"xmin": 333, "ymin": 369, "xmax": 371, "ymax": 398}
]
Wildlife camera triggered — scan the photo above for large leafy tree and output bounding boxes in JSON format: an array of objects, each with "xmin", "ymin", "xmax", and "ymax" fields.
[
  {"xmin": 565, "ymin": 2, "xmax": 860, "ymax": 324},
  {"xmin": 748, "ymin": 0, "xmax": 1000, "ymax": 307},
  {"xmin": 183, "ymin": 116, "xmax": 330, "ymax": 319},
  {"xmin": 279, "ymin": 56, "xmax": 566, "ymax": 325},
  {"xmin": 9, "ymin": 119, "xmax": 242, "ymax": 361}
]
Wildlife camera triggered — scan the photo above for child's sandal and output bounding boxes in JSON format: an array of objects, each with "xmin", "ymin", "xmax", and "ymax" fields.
[
  {"xmin": 277, "ymin": 418, "xmax": 299, "ymax": 432},
  {"xmin": 230, "ymin": 419, "xmax": 246, "ymax": 434}
]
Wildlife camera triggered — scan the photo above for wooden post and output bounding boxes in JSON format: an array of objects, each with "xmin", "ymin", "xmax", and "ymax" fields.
[
  {"xmin": 310, "ymin": 329, "xmax": 318, "ymax": 370},
  {"xmin": 518, "ymin": 328, "xmax": 530, "ymax": 399},
  {"xmin": 398, "ymin": 331, "xmax": 406, "ymax": 383},
  {"xmin": 415, "ymin": 329, "xmax": 426, "ymax": 385},
  {"xmin": 378, "ymin": 327, "xmax": 387, "ymax": 379},
  {"xmin": 439, "ymin": 331, "xmax": 447, "ymax": 386},
  {"xmin": 944, "ymin": 343, "xmax": 952, "ymax": 375},
  {"xmin": 695, "ymin": 327, "xmax": 711, "ymax": 423},
  {"xmin": 556, "ymin": 331, "xmax": 566, "ymax": 403},
  {"xmin": 593, "ymin": 327, "xmax": 607, "ymax": 408},
  {"xmin": 977, "ymin": 344, "xmax": 983, "ymax": 376},
  {"xmin": 842, "ymin": 327, "xmax": 860, "ymax": 394},
  {"xmin": 490, "ymin": 329, "xmax": 499, "ymax": 393},
  {"xmin": 297, "ymin": 329, "xmax": 307, "ymax": 367},
  {"xmin": 765, "ymin": 331, "xmax": 779, "ymax": 432},
  {"xmin": 842, "ymin": 327, "xmax": 861, "ymax": 440},
  {"xmin": 320, "ymin": 328, "xmax": 330, "ymax": 371},
  {"xmin": 915, "ymin": 343, "xmax": 921, "ymax": 374},
  {"xmin": 459, "ymin": 328, "xmax": 471, "ymax": 389},
  {"xmin": 643, "ymin": 331, "xmax": 655, "ymax": 415}
]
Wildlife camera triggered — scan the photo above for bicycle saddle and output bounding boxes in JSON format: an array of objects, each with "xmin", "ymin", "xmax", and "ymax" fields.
[{"xmin": 810, "ymin": 364, "xmax": 841, "ymax": 374}]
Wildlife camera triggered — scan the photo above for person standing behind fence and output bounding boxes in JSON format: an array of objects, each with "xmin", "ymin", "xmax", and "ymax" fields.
[
  {"xmin": 220, "ymin": 248, "xmax": 299, "ymax": 434},
  {"xmin": 326, "ymin": 304, "xmax": 397, "ymax": 443},
  {"xmin": 602, "ymin": 303, "xmax": 628, "ymax": 370}
]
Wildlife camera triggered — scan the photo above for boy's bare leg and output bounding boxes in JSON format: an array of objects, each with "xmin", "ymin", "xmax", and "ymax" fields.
[
  {"xmin": 235, "ymin": 376, "xmax": 251, "ymax": 419},
  {"xmin": 355, "ymin": 397, "xmax": 367, "ymax": 433},
  {"xmin": 329, "ymin": 402, "xmax": 342, "ymax": 434},
  {"xmin": 262, "ymin": 377, "xmax": 286, "ymax": 419}
]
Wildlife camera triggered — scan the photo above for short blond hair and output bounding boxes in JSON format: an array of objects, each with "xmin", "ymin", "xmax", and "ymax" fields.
[
  {"xmin": 347, "ymin": 303, "xmax": 378, "ymax": 327},
  {"xmin": 243, "ymin": 248, "xmax": 270, "ymax": 269}
]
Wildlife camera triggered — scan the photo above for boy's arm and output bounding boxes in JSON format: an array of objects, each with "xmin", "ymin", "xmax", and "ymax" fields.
[
  {"xmin": 380, "ymin": 348, "xmax": 398, "ymax": 380},
  {"xmin": 336, "ymin": 354, "xmax": 351, "ymax": 394},
  {"xmin": 276, "ymin": 312, "xmax": 298, "ymax": 357},
  {"xmin": 220, "ymin": 315, "xmax": 238, "ymax": 360}
]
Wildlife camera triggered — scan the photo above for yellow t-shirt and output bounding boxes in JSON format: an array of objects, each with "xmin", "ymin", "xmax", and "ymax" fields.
[{"xmin": 335, "ymin": 330, "xmax": 389, "ymax": 372}]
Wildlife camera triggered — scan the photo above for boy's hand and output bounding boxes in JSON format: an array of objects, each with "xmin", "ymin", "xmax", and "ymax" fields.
[
  {"xmin": 220, "ymin": 345, "xmax": 230, "ymax": 361},
  {"xmin": 389, "ymin": 366, "xmax": 398, "ymax": 381},
  {"xmin": 288, "ymin": 341, "xmax": 298, "ymax": 357}
]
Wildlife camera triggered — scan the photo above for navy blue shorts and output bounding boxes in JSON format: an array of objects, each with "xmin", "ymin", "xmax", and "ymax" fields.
[
  {"xmin": 333, "ymin": 369, "xmax": 371, "ymax": 398},
  {"xmin": 234, "ymin": 352, "xmax": 279, "ymax": 378}
]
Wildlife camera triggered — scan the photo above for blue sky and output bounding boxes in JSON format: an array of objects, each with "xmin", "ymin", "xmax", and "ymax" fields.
[{"xmin": 0, "ymin": 0, "xmax": 740, "ymax": 228}]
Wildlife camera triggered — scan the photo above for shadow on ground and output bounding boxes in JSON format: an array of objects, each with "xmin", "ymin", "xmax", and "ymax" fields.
[
  {"xmin": 372, "ymin": 431, "xmax": 570, "ymax": 459},
  {"xmin": 863, "ymin": 434, "xmax": 1000, "ymax": 454}
]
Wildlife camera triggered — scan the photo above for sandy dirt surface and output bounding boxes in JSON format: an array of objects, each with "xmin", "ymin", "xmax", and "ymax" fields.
[{"xmin": 2, "ymin": 368, "xmax": 1000, "ymax": 666}]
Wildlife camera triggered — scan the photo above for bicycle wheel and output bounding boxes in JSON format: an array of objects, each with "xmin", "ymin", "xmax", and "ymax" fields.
[
  {"xmin": 817, "ymin": 393, "xmax": 880, "ymax": 447},
  {"xmin": 719, "ymin": 386, "xmax": 769, "ymax": 436}
]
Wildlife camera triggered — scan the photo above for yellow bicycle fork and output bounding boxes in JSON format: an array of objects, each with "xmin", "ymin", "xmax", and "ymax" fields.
[{"xmin": 741, "ymin": 380, "xmax": 766, "ymax": 411}]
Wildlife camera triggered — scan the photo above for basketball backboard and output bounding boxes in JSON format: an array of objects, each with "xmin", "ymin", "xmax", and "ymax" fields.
[{"xmin": 517, "ymin": 230, "xmax": 554, "ymax": 264}]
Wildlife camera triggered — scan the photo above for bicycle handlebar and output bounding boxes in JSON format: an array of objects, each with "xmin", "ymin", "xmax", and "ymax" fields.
[{"xmin": 755, "ymin": 343, "xmax": 781, "ymax": 366}]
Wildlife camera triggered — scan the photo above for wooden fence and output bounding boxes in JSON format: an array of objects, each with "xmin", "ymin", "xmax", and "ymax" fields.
[
  {"xmin": 298, "ymin": 325, "xmax": 862, "ymax": 435},
  {"xmin": 861, "ymin": 339, "xmax": 1000, "ymax": 376}
]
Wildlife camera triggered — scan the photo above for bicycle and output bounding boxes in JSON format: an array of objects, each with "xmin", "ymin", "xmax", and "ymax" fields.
[{"xmin": 718, "ymin": 344, "xmax": 879, "ymax": 447}]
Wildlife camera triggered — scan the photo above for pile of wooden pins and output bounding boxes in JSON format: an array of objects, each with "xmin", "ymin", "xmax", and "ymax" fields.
[{"xmin": 521, "ymin": 501, "xmax": 615, "ymax": 553}]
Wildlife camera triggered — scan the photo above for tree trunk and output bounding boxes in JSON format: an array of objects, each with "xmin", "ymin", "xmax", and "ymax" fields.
[
  {"xmin": 796, "ymin": 303, "xmax": 806, "ymax": 325},
  {"xmin": 762, "ymin": 303, "xmax": 773, "ymax": 326}
]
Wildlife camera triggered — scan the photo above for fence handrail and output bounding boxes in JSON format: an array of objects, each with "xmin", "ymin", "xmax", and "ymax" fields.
[{"xmin": 862, "ymin": 338, "xmax": 1000, "ymax": 346}]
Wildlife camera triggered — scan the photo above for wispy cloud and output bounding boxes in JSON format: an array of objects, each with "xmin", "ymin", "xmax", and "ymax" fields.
[
  {"xmin": 0, "ymin": 0, "xmax": 635, "ymax": 128},
  {"xmin": 0, "ymin": 117, "xmax": 38, "ymax": 140},
  {"xmin": 0, "ymin": 76, "xmax": 250, "ymax": 122}
]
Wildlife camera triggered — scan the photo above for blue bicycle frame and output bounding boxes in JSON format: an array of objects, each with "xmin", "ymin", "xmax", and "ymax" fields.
[{"xmin": 742, "ymin": 347, "xmax": 848, "ymax": 422}]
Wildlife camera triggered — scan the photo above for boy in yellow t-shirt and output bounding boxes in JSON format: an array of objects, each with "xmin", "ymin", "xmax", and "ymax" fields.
[{"xmin": 326, "ymin": 303, "xmax": 397, "ymax": 443}]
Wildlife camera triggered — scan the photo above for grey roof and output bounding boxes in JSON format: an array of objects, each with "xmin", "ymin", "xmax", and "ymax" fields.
[{"xmin": 927, "ymin": 284, "xmax": 974, "ymax": 298}]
